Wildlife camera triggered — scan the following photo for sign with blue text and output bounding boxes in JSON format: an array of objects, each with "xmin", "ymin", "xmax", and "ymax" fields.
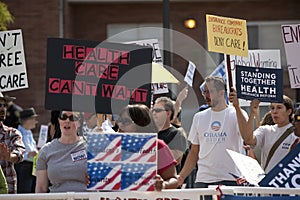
[
  {"xmin": 259, "ymin": 142, "xmax": 300, "ymax": 188},
  {"xmin": 236, "ymin": 65, "xmax": 283, "ymax": 103}
]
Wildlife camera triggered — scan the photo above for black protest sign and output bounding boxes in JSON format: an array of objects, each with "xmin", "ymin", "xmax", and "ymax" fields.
[
  {"xmin": 45, "ymin": 38, "xmax": 152, "ymax": 113},
  {"xmin": 236, "ymin": 65, "xmax": 283, "ymax": 103}
]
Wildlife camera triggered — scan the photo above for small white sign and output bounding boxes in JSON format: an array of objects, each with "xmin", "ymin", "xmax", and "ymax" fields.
[
  {"xmin": 184, "ymin": 61, "xmax": 196, "ymax": 87},
  {"xmin": 282, "ymin": 24, "xmax": 300, "ymax": 88},
  {"xmin": 37, "ymin": 125, "xmax": 48, "ymax": 148},
  {"xmin": 227, "ymin": 149, "xmax": 265, "ymax": 186}
]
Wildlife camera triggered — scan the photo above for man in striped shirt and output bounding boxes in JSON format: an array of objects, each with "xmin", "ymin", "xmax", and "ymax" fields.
[{"xmin": 0, "ymin": 92, "xmax": 25, "ymax": 193}]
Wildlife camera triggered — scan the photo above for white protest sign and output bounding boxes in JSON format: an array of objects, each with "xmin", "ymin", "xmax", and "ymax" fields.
[
  {"xmin": 125, "ymin": 39, "xmax": 168, "ymax": 94},
  {"xmin": 89, "ymin": 190, "xmax": 199, "ymax": 200},
  {"xmin": 225, "ymin": 49, "xmax": 281, "ymax": 106},
  {"xmin": 227, "ymin": 149, "xmax": 265, "ymax": 186},
  {"xmin": 282, "ymin": 24, "xmax": 300, "ymax": 88},
  {"xmin": 37, "ymin": 125, "xmax": 48, "ymax": 148},
  {"xmin": 0, "ymin": 29, "xmax": 28, "ymax": 91},
  {"xmin": 184, "ymin": 61, "xmax": 196, "ymax": 87}
]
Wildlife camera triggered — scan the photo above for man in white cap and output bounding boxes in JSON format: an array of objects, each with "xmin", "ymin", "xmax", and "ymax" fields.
[{"xmin": 0, "ymin": 92, "xmax": 25, "ymax": 194}]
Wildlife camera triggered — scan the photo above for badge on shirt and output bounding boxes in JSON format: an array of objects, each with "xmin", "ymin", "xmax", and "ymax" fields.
[{"xmin": 71, "ymin": 149, "xmax": 87, "ymax": 162}]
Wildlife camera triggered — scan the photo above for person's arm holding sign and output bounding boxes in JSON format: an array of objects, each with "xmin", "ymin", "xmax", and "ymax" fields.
[{"xmin": 229, "ymin": 88, "xmax": 258, "ymax": 145}]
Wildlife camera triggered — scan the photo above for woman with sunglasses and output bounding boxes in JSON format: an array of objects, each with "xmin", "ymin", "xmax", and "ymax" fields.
[
  {"xmin": 35, "ymin": 111, "xmax": 87, "ymax": 193},
  {"xmin": 117, "ymin": 104, "xmax": 178, "ymax": 191}
]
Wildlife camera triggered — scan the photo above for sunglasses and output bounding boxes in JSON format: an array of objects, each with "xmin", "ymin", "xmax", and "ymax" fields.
[
  {"xmin": 116, "ymin": 118, "xmax": 134, "ymax": 125},
  {"xmin": 59, "ymin": 114, "xmax": 80, "ymax": 121},
  {"xmin": 294, "ymin": 115, "xmax": 300, "ymax": 122},
  {"xmin": 152, "ymin": 108, "xmax": 167, "ymax": 113},
  {"xmin": 0, "ymin": 103, "xmax": 7, "ymax": 108}
]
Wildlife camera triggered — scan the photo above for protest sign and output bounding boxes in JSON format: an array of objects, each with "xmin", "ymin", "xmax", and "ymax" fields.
[
  {"xmin": 226, "ymin": 149, "xmax": 265, "ymax": 186},
  {"xmin": 86, "ymin": 132, "xmax": 157, "ymax": 191},
  {"xmin": 88, "ymin": 190, "xmax": 200, "ymax": 200},
  {"xmin": 259, "ymin": 142, "xmax": 300, "ymax": 188},
  {"xmin": 225, "ymin": 49, "xmax": 281, "ymax": 106},
  {"xmin": 236, "ymin": 65, "xmax": 283, "ymax": 103},
  {"xmin": 184, "ymin": 61, "xmax": 196, "ymax": 87},
  {"xmin": 125, "ymin": 39, "xmax": 169, "ymax": 94},
  {"xmin": 45, "ymin": 38, "xmax": 153, "ymax": 113},
  {"xmin": 206, "ymin": 14, "xmax": 248, "ymax": 57},
  {"xmin": 37, "ymin": 124, "xmax": 48, "ymax": 148},
  {"xmin": 282, "ymin": 24, "xmax": 300, "ymax": 88},
  {"xmin": 0, "ymin": 29, "xmax": 28, "ymax": 91}
]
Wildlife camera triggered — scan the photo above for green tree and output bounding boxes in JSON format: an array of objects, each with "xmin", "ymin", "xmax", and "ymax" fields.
[{"xmin": 0, "ymin": 2, "xmax": 13, "ymax": 31}]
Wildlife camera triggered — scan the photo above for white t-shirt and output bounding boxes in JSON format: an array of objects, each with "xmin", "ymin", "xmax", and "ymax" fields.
[
  {"xmin": 188, "ymin": 106, "xmax": 247, "ymax": 183},
  {"xmin": 254, "ymin": 123, "xmax": 297, "ymax": 173}
]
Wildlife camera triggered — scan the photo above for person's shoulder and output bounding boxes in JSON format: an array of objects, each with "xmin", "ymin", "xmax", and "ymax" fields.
[
  {"xmin": 3, "ymin": 124, "xmax": 21, "ymax": 134},
  {"xmin": 198, "ymin": 104, "xmax": 209, "ymax": 112},
  {"xmin": 40, "ymin": 139, "xmax": 59, "ymax": 150},
  {"xmin": 157, "ymin": 139, "xmax": 167, "ymax": 148}
]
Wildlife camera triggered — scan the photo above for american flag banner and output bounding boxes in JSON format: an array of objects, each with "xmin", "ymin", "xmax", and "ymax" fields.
[
  {"xmin": 87, "ymin": 132, "xmax": 157, "ymax": 191},
  {"xmin": 122, "ymin": 134, "xmax": 157, "ymax": 163},
  {"xmin": 87, "ymin": 133, "xmax": 122, "ymax": 162}
]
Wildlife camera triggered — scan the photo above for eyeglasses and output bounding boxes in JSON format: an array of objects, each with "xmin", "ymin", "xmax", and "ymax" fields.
[
  {"xmin": 152, "ymin": 108, "xmax": 167, "ymax": 113},
  {"xmin": 294, "ymin": 115, "xmax": 300, "ymax": 122},
  {"xmin": 116, "ymin": 118, "xmax": 134, "ymax": 125},
  {"xmin": 59, "ymin": 114, "xmax": 80, "ymax": 121},
  {"xmin": 0, "ymin": 103, "xmax": 7, "ymax": 108}
]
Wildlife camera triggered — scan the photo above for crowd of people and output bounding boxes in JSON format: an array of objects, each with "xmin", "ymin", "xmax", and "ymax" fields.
[{"xmin": 0, "ymin": 75, "xmax": 300, "ymax": 194}]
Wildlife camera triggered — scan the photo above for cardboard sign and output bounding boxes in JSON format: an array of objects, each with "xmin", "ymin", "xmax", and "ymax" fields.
[
  {"xmin": 45, "ymin": 38, "xmax": 153, "ymax": 113},
  {"xmin": 236, "ymin": 65, "xmax": 283, "ymax": 103},
  {"xmin": 259, "ymin": 142, "xmax": 300, "ymax": 188},
  {"xmin": 0, "ymin": 29, "xmax": 28, "ymax": 91},
  {"xmin": 206, "ymin": 14, "xmax": 248, "ymax": 57},
  {"xmin": 87, "ymin": 132, "xmax": 157, "ymax": 191},
  {"xmin": 282, "ymin": 24, "xmax": 300, "ymax": 88},
  {"xmin": 227, "ymin": 149, "xmax": 265, "ymax": 186}
]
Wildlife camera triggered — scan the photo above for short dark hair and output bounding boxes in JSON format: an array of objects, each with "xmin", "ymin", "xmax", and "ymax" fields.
[
  {"xmin": 119, "ymin": 104, "xmax": 158, "ymax": 133},
  {"xmin": 154, "ymin": 96, "xmax": 175, "ymax": 120}
]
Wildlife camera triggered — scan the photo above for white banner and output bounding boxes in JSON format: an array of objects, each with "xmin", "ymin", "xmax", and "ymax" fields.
[
  {"xmin": 89, "ymin": 189, "xmax": 205, "ymax": 200},
  {"xmin": 282, "ymin": 24, "xmax": 300, "ymax": 88},
  {"xmin": 0, "ymin": 29, "xmax": 28, "ymax": 91}
]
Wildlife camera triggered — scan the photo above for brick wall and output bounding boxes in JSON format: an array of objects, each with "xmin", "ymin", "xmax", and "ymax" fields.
[{"xmin": 1, "ymin": 0, "xmax": 300, "ymax": 137}]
